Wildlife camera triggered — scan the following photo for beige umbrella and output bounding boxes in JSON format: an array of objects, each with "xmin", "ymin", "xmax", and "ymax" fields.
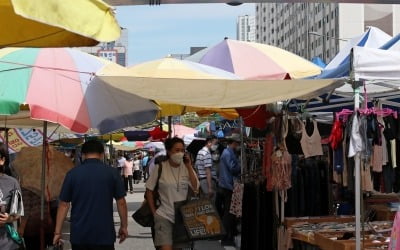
[{"xmin": 13, "ymin": 146, "xmax": 73, "ymax": 201}]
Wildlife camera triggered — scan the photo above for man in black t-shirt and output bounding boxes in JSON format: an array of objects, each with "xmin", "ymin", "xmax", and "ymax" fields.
[{"xmin": 53, "ymin": 140, "xmax": 128, "ymax": 250}]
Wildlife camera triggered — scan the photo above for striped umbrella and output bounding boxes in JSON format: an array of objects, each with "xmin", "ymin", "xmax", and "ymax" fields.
[
  {"xmin": 0, "ymin": 47, "xmax": 158, "ymax": 134},
  {"xmin": 186, "ymin": 38, "xmax": 322, "ymax": 80}
]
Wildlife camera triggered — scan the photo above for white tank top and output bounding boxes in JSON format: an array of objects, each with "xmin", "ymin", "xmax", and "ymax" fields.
[{"xmin": 300, "ymin": 120, "xmax": 323, "ymax": 158}]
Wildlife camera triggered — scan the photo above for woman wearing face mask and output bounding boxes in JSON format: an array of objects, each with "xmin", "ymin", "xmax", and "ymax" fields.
[
  {"xmin": 0, "ymin": 142, "xmax": 23, "ymax": 250},
  {"xmin": 145, "ymin": 137, "xmax": 199, "ymax": 250}
]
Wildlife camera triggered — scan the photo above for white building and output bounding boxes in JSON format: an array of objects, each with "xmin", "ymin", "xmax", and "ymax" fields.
[
  {"xmin": 237, "ymin": 15, "xmax": 256, "ymax": 42},
  {"xmin": 79, "ymin": 28, "xmax": 128, "ymax": 66},
  {"xmin": 256, "ymin": 3, "xmax": 400, "ymax": 63}
]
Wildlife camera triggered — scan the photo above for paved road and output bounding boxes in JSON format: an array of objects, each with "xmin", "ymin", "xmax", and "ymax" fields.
[{"xmin": 61, "ymin": 182, "xmax": 235, "ymax": 250}]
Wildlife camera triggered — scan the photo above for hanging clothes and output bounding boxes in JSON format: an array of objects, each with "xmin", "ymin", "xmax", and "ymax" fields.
[
  {"xmin": 263, "ymin": 134, "xmax": 274, "ymax": 191},
  {"xmin": 285, "ymin": 118, "xmax": 303, "ymax": 155},
  {"xmin": 271, "ymin": 149, "xmax": 292, "ymax": 192},
  {"xmin": 348, "ymin": 113, "xmax": 364, "ymax": 158},
  {"xmin": 300, "ymin": 120, "xmax": 323, "ymax": 158}
]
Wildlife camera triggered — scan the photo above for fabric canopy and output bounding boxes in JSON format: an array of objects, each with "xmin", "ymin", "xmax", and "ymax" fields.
[
  {"xmin": 1, "ymin": 0, "xmax": 120, "ymax": 47},
  {"xmin": 316, "ymin": 27, "xmax": 391, "ymax": 79},
  {"xmin": 353, "ymin": 46, "xmax": 400, "ymax": 81},
  {"xmin": 99, "ymin": 69, "xmax": 345, "ymax": 108}
]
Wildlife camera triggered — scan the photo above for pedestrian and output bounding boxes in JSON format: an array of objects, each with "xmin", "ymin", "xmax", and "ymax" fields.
[
  {"xmin": 53, "ymin": 140, "xmax": 128, "ymax": 250},
  {"xmin": 141, "ymin": 151, "xmax": 152, "ymax": 181},
  {"xmin": 116, "ymin": 152, "xmax": 126, "ymax": 177},
  {"xmin": 124, "ymin": 157, "xmax": 134, "ymax": 194},
  {"xmin": 146, "ymin": 137, "xmax": 199, "ymax": 250},
  {"xmin": 0, "ymin": 142, "xmax": 23, "ymax": 250},
  {"xmin": 195, "ymin": 136, "xmax": 218, "ymax": 200},
  {"xmin": 133, "ymin": 156, "xmax": 141, "ymax": 184},
  {"xmin": 217, "ymin": 137, "xmax": 241, "ymax": 247}
]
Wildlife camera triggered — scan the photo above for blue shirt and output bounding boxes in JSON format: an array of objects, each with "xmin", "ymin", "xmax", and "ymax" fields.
[
  {"xmin": 218, "ymin": 147, "xmax": 241, "ymax": 191},
  {"xmin": 59, "ymin": 159, "xmax": 126, "ymax": 245}
]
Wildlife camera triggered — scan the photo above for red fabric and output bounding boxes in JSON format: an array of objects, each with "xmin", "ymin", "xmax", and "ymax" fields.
[
  {"xmin": 236, "ymin": 105, "xmax": 273, "ymax": 130},
  {"xmin": 149, "ymin": 127, "xmax": 169, "ymax": 140},
  {"xmin": 329, "ymin": 119, "xmax": 343, "ymax": 150}
]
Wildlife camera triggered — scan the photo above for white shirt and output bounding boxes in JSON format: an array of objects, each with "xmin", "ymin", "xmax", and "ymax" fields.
[
  {"xmin": 145, "ymin": 161, "xmax": 199, "ymax": 223},
  {"xmin": 117, "ymin": 157, "xmax": 126, "ymax": 168},
  {"xmin": 133, "ymin": 160, "xmax": 140, "ymax": 171}
]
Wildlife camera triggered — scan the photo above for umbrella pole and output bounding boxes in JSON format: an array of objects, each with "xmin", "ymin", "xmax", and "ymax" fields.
[
  {"xmin": 40, "ymin": 121, "xmax": 48, "ymax": 250},
  {"xmin": 168, "ymin": 116, "xmax": 172, "ymax": 138},
  {"xmin": 4, "ymin": 117, "xmax": 8, "ymax": 153}
]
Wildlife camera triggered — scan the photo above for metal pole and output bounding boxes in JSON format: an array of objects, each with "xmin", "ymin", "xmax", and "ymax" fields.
[
  {"xmin": 351, "ymin": 47, "xmax": 361, "ymax": 250},
  {"xmin": 40, "ymin": 121, "xmax": 48, "ymax": 250},
  {"xmin": 239, "ymin": 117, "xmax": 244, "ymax": 177},
  {"xmin": 110, "ymin": 134, "xmax": 113, "ymax": 165},
  {"xmin": 168, "ymin": 116, "xmax": 172, "ymax": 138}
]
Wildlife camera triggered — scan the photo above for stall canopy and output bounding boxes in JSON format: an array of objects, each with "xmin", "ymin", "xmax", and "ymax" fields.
[
  {"xmin": 128, "ymin": 57, "xmax": 239, "ymax": 119},
  {"xmin": 99, "ymin": 67, "xmax": 345, "ymax": 108},
  {"xmin": 291, "ymin": 30, "xmax": 399, "ymax": 113},
  {"xmin": 315, "ymin": 27, "xmax": 391, "ymax": 79},
  {"xmin": 1, "ymin": 0, "xmax": 121, "ymax": 47}
]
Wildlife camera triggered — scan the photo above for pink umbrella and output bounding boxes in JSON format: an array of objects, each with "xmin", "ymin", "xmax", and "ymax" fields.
[
  {"xmin": 186, "ymin": 38, "xmax": 321, "ymax": 80},
  {"xmin": 170, "ymin": 124, "xmax": 197, "ymax": 138}
]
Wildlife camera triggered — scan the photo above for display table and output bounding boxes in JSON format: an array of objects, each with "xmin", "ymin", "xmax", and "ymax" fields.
[{"xmin": 285, "ymin": 216, "xmax": 392, "ymax": 250}]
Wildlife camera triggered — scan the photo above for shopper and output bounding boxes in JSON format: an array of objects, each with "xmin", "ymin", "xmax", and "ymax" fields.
[
  {"xmin": 0, "ymin": 142, "xmax": 23, "ymax": 250},
  {"xmin": 217, "ymin": 137, "xmax": 241, "ymax": 246},
  {"xmin": 133, "ymin": 156, "xmax": 141, "ymax": 184},
  {"xmin": 116, "ymin": 152, "xmax": 126, "ymax": 176},
  {"xmin": 146, "ymin": 137, "xmax": 199, "ymax": 250},
  {"xmin": 195, "ymin": 136, "xmax": 218, "ymax": 200},
  {"xmin": 53, "ymin": 140, "xmax": 128, "ymax": 250},
  {"xmin": 124, "ymin": 157, "xmax": 134, "ymax": 194}
]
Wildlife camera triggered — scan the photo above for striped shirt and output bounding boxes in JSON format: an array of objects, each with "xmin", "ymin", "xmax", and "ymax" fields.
[{"xmin": 195, "ymin": 147, "xmax": 217, "ymax": 180}]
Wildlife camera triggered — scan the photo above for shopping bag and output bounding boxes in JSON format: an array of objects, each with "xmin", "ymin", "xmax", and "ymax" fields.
[
  {"xmin": 179, "ymin": 198, "xmax": 225, "ymax": 241},
  {"xmin": 9, "ymin": 189, "xmax": 24, "ymax": 216},
  {"xmin": 173, "ymin": 200, "xmax": 191, "ymax": 244}
]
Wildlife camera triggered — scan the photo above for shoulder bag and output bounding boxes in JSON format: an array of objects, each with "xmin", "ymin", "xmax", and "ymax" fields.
[{"xmin": 132, "ymin": 163, "xmax": 163, "ymax": 227}]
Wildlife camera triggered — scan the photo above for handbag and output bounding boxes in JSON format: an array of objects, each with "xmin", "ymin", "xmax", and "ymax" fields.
[{"xmin": 132, "ymin": 164, "xmax": 162, "ymax": 227}]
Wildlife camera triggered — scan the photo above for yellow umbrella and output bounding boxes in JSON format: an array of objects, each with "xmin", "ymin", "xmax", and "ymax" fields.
[
  {"xmin": 0, "ymin": 0, "xmax": 120, "ymax": 47},
  {"xmin": 129, "ymin": 57, "xmax": 240, "ymax": 119}
]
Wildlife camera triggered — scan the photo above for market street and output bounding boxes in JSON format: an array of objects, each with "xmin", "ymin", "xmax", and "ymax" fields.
[{"xmin": 60, "ymin": 182, "xmax": 233, "ymax": 250}]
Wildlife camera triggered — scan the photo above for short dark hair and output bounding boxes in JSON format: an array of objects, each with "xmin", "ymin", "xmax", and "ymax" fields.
[
  {"xmin": 0, "ymin": 142, "xmax": 7, "ymax": 159},
  {"xmin": 164, "ymin": 137, "xmax": 185, "ymax": 152},
  {"xmin": 81, "ymin": 140, "xmax": 104, "ymax": 154},
  {"xmin": 0, "ymin": 142, "xmax": 8, "ymax": 169},
  {"xmin": 227, "ymin": 138, "xmax": 239, "ymax": 145},
  {"xmin": 205, "ymin": 135, "xmax": 217, "ymax": 144}
]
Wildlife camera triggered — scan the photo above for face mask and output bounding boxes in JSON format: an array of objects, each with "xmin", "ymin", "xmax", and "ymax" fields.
[
  {"xmin": 211, "ymin": 144, "xmax": 218, "ymax": 151},
  {"xmin": 212, "ymin": 154, "xmax": 219, "ymax": 161},
  {"xmin": 170, "ymin": 152, "xmax": 184, "ymax": 165}
]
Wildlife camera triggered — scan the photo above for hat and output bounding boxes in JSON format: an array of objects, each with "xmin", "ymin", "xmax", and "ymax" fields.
[{"xmin": 227, "ymin": 133, "xmax": 241, "ymax": 142}]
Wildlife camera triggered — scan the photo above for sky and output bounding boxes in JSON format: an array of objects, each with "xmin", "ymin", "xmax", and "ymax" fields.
[{"xmin": 116, "ymin": 4, "xmax": 255, "ymax": 66}]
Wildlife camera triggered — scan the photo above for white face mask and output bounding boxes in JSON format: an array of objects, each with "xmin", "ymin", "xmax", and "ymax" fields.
[
  {"xmin": 170, "ymin": 152, "xmax": 184, "ymax": 165},
  {"xmin": 211, "ymin": 144, "xmax": 218, "ymax": 151},
  {"xmin": 212, "ymin": 153, "xmax": 219, "ymax": 161}
]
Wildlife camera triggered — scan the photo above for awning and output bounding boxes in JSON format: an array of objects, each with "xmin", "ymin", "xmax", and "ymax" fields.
[{"xmin": 99, "ymin": 72, "xmax": 345, "ymax": 109}]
